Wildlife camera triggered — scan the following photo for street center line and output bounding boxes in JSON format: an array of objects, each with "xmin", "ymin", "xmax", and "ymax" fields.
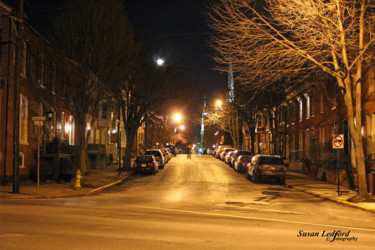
[{"xmin": 123, "ymin": 204, "xmax": 375, "ymax": 232}]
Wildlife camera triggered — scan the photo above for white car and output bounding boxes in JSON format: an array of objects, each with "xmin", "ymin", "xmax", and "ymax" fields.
[{"xmin": 144, "ymin": 149, "xmax": 165, "ymax": 169}]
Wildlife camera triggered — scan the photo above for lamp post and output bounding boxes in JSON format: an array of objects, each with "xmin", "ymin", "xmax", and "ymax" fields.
[
  {"xmin": 201, "ymin": 94, "xmax": 206, "ymax": 151},
  {"xmin": 172, "ymin": 113, "xmax": 182, "ymax": 145}
]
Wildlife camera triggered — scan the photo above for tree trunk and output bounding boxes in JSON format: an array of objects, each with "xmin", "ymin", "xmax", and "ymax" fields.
[
  {"xmin": 250, "ymin": 126, "xmax": 255, "ymax": 155},
  {"xmin": 342, "ymin": 78, "xmax": 369, "ymax": 198},
  {"xmin": 123, "ymin": 128, "xmax": 135, "ymax": 170},
  {"xmin": 351, "ymin": 125, "xmax": 368, "ymax": 195},
  {"xmin": 77, "ymin": 121, "xmax": 88, "ymax": 174}
]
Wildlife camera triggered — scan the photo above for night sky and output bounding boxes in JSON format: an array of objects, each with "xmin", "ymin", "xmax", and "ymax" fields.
[
  {"xmin": 23, "ymin": 0, "xmax": 227, "ymax": 140},
  {"xmin": 123, "ymin": 0, "xmax": 227, "ymax": 135}
]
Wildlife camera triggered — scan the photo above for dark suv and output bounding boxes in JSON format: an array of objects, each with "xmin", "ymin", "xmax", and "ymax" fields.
[{"xmin": 247, "ymin": 155, "xmax": 286, "ymax": 184}]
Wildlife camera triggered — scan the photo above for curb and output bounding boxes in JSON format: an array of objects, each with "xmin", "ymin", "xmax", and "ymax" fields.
[
  {"xmin": 87, "ymin": 172, "xmax": 133, "ymax": 195},
  {"xmin": 287, "ymin": 184, "xmax": 375, "ymax": 214},
  {"xmin": 88, "ymin": 180, "xmax": 122, "ymax": 194}
]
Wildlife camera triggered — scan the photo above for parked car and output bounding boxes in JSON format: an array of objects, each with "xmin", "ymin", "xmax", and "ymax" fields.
[
  {"xmin": 225, "ymin": 151, "xmax": 236, "ymax": 164},
  {"xmin": 214, "ymin": 145, "xmax": 232, "ymax": 158},
  {"xmin": 144, "ymin": 149, "xmax": 165, "ymax": 169},
  {"xmin": 160, "ymin": 148, "xmax": 170, "ymax": 163},
  {"xmin": 162, "ymin": 148, "xmax": 172, "ymax": 161},
  {"xmin": 247, "ymin": 155, "xmax": 286, "ymax": 184},
  {"xmin": 220, "ymin": 148, "xmax": 234, "ymax": 161},
  {"xmin": 230, "ymin": 150, "xmax": 252, "ymax": 167},
  {"xmin": 234, "ymin": 155, "xmax": 252, "ymax": 173},
  {"xmin": 134, "ymin": 155, "xmax": 158, "ymax": 175}
]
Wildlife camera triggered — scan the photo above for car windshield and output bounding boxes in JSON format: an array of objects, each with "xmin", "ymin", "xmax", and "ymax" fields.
[
  {"xmin": 240, "ymin": 156, "xmax": 251, "ymax": 162},
  {"xmin": 259, "ymin": 157, "xmax": 284, "ymax": 165},
  {"xmin": 136, "ymin": 156, "xmax": 153, "ymax": 162},
  {"xmin": 145, "ymin": 151, "xmax": 161, "ymax": 157},
  {"xmin": 238, "ymin": 151, "xmax": 251, "ymax": 156}
]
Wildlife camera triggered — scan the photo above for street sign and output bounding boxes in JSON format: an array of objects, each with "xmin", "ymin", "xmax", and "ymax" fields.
[
  {"xmin": 32, "ymin": 116, "xmax": 46, "ymax": 121},
  {"xmin": 332, "ymin": 134, "xmax": 344, "ymax": 149},
  {"xmin": 34, "ymin": 121, "xmax": 43, "ymax": 126}
]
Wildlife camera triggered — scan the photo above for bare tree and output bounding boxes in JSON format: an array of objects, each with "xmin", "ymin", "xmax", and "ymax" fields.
[
  {"xmin": 51, "ymin": 0, "xmax": 134, "ymax": 174},
  {"xmin": 204, "ymin": 99, "xmax": 239, "ymax": 148},
  {"xmin": 208, "ymin": 0, "xmax": 375, "ymax": 201},
  {"xmin": 107, "ymin": 51, "xmax": 175, "ymax": 170}
]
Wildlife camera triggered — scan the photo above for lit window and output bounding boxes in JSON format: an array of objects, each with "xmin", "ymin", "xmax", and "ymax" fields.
[
  {"xmin": 367, "ymin": 114, "xmax": 375, "ymax": 155},
  {"xmin": 369, "ymin": 69, "xmax": 375, "ymax": 94},
  {"xmin": 304, "ymin": 93, "xmax": 310, "ymax": 118},
  {"xmin": 319, "ymin": 126, "xmax": 325, "ymax": 157},
  {"xmin": 297, "ymin": 97, "xmax": 303, "ymax": 122}
]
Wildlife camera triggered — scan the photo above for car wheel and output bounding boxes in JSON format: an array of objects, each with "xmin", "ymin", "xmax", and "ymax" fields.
[
  {"xmin": 252, "ymin": 172, "xmax": 258, "ymax": 183},
  {"xmin": 246, "ymin": 172, "xmax": 250, "ymax": 180}
]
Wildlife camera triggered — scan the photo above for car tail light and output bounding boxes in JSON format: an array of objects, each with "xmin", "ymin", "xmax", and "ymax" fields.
[
  {"xmin": 134, "ymin": 163, "xmax": 137, "ymax": 168},
  {"xmin": 150, "ymin": 163, "xmax": 154, "ymax": 167},
  {"xmin": 242, "ymin": 163, "xmax": 247, "ymax": 167}
]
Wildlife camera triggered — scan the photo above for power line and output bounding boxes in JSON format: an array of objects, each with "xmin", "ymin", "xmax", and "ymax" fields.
[{"xmin": 141, "ymin": 32, "xmax": 213, "ymax": 37}]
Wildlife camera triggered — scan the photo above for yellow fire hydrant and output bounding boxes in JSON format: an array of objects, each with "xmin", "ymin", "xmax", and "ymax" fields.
[{"xmin": 74, "ymin": 169, "xmax": 82, "ymax": 190}]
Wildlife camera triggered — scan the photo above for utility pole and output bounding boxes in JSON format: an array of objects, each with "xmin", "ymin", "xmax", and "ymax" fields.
[
  {"xmin": 118, "ymin": 104, "xmax": 122, "ymax": 176},
  {"xmin": 12, "ymin": 0, "xmax": 24, "ymax": 193},
  {"xmin": 200, "ymin": 94, "xmax": 206, "ymax": 150}
]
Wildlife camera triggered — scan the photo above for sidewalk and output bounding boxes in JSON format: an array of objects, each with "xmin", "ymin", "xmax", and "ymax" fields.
[
  {"xmin": 0, "ymin": 164, "xmax": 132, "ymax": 199},
  {"xmin": 286, "ymin": 171, "xmax": 375, "ymax": 213}
]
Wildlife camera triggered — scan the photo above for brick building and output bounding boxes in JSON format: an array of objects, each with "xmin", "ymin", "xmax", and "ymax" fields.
[{"xmin": 249, "ymin": 67, "xmax": 375, "ymax": 188}]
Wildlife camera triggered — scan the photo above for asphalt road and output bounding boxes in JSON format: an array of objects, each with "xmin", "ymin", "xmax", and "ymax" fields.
[{"xmin": 1, "ymin": 155, "xmax": 375, "ymax": 249}]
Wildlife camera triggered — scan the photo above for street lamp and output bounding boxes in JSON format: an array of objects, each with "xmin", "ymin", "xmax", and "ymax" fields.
[
  {"xmin": 216, "ymin": 100, "xmax": 222, "ymax": 107},
  {"xmin": 174, "ymin": 113, "xmax": 182, "ymax": 123},
  {"xmin": 180, "ymin": 125, "xmax": 185, "ymax": 130}
]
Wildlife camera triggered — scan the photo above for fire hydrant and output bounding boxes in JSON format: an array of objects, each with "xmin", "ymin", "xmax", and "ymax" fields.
[{"xmin": 74, "ymin": 169, "xmax": 82, "ymax": 190}]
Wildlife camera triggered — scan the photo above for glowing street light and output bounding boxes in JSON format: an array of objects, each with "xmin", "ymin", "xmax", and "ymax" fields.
[
  {"xmin": 174, "ymin": 113, "xmax": 182, "ymax": 122},
  {"xmin": 216, "ymin": 100, "xmax": 222, "ymax": 107},
  {"xmin": 180, "ymin": 125, "xmax": 185, "ymax": 130}
]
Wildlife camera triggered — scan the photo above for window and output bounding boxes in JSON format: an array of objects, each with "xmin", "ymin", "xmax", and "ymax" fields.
[
  {"xmin": 289, "ymin": 101, "xmax": 295, "ymax": 124},
  {"xmin": 21, "ymin": 41, "xmax": 30, "ymax": 77},
  {"xmin": 319, "ymin": 126, "xmax": 325, "ymax": 157},
  {"xmin": 369, "ymin": 69, "xmax": 375, "ymax": 95},
  {"xmin": 19, "ymin": 94, "xmax": 28, "ymax": 144},
  {"xmin": 45, "ymin": 60, "xmax": 50, "ymax": 89},
  {"xmin": 19, "ymin": 152, "xmax": 25, "ymax": 168},
  {"xmin": 331, "ymin": 83, "xmax": 337, "ymax": 109},
  {"xmin": 51, "ymin": 63, "xmax": 56, "ymax": 94},
  {"xmin": 37, "ymin": 53, "xmax": 45, "ymax": 87},
  {"xmin": 367, "ymin": 114, "xmax": 375, "ymax": 155},
  {"xmin": 297, "ymin": 97, "xmax": 303, "ymax": 122},
  {"xmin": 304, "ymin": 93, "xmax": 310, "ymax": 119},
  {"xmin": 310, "ymin": 93, "xmax": 316, "ymax": 117},
  {"xmin": 101, "ymin": 103, "xmax": 108, "ymax": 119},
  {"xmin": 68, "ymin": 115, "xmax": 75, "ymax": 145}
]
